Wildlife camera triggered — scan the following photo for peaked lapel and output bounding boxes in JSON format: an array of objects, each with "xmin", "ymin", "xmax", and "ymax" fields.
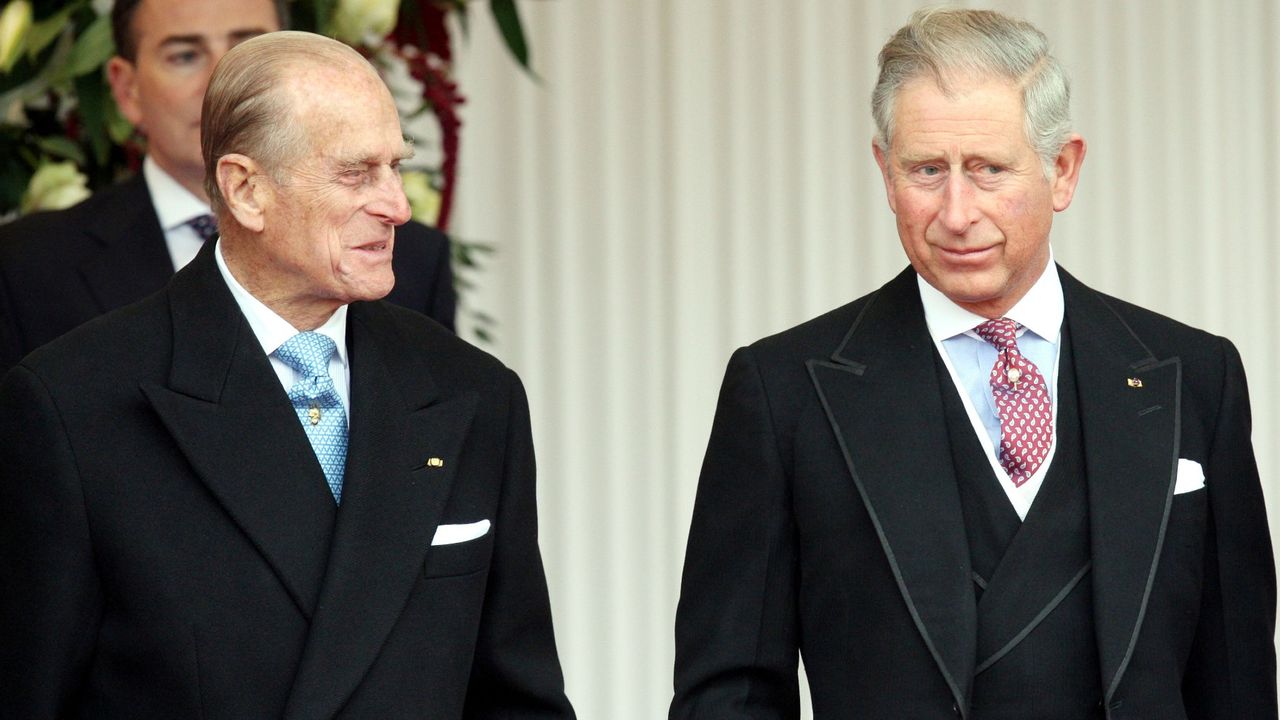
[
  {"xmin": 1061, "ymin": 270, "xmax": 1180, "ymax": 704},
  {"xmin": 140, "ymin": 242, "xmax": 338, "ymax": 618},
  {"xmin": 808, "ymin": 268, "xmax": 977, "ymax": 714},
  {"xmin": 77, "ymin": 174, "xmax": 176, "ymax": 312},
  {"xmin": 283, "ymin": 302, "xmax": 478, "ymax": 720}
]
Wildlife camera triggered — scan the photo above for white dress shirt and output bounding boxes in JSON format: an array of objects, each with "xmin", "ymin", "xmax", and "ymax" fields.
[
  {"xmin": 917, "ymin": 254, "xmax": 1064, "ymax": 520},
  {"xmin": 213, "ymin": 240, "xmax": 351, "ymax": 423},
  {"xmin": 143, "ymin": 156, "xmax": 213, "ymax": 272}
]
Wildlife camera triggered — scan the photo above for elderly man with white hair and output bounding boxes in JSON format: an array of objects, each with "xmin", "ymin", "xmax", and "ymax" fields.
[{"xmin": 0, "ymin": 31, "xmax": 574, "ymax": 720}]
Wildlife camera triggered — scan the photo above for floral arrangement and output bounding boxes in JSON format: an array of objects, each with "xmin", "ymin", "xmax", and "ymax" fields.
[{"xmin": 0, "ymin": 0, "xmax": 532, "ymax": 338}]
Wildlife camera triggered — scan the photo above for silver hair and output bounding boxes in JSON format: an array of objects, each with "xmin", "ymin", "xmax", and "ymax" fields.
[
  {"xmin": 871, "ymin": 7, "xmax": 1072, "ymax": 177},
  {"xmin": 201, "ymin": 31, "xmax": 378, "ymax": 214}
]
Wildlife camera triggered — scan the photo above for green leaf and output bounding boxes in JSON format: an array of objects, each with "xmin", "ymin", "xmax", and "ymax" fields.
[
  {"xmin": 311, "ymin": 0, "xmax": 340, "ymax": 38},
  {"xmin": 0, "ymin": 166, "xmax": 31, "ymax": 214},
  {"xmin": 489, "ymin": 0, "xmax": 531, "ymax": 72},
  {"xmin": 26, "ymin": 3, "xmax": 81, "ymax": 60},
  {"xmin": 34, "ymin": 135, "xmax": 85, "ymax": 165},
  {"xmin": 73, "ymin": 72, "xmax": 111, "ymax": 165},
  {"xmin": 105, "ymin": 96, "xmax": 134, "ymax": 145},
  {"xmin": 62, "ymin": 14, "xmax": 113, "ymax": 79}
]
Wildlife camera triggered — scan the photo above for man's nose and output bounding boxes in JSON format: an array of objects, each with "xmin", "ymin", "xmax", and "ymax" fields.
[
  {"xmin": 371, "ymin": 172, "xmax": 412, "ymax": 226},
  {"xmin": 938, "ymin": 172, "xmax": 979, "ymax": 234}
]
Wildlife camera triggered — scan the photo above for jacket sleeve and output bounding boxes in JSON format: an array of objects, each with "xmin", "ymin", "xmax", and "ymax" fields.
[
  {"xmin": 1183, "ymin": 338, "xmax": 1277, "ymax": 717},
  {"xmin": 0, "ymin": 365, "xmax": 103, "ymax": 718},
  {"xmin": 670, "ymin": 347, "xmax": 800, "ymax": 720},
  {"xmin": 462, "ymin": 370, "xmax": 575, "ymax": 718}
]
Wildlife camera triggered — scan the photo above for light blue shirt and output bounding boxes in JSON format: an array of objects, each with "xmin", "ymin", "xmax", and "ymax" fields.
[{"xmin": 917, "ymin": 256, "xmax": 1064, "ymax": 519}]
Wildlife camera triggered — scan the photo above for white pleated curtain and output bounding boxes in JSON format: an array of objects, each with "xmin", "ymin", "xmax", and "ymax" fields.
[{"xmin": 450, "ymin": 2, "xmax": 1280, "ymax": 717}]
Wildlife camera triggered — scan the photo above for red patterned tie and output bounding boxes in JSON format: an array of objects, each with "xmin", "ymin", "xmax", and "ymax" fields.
[{"xmin": 974, "ymin": 318, "xmax": 1052, "ymax": 487}]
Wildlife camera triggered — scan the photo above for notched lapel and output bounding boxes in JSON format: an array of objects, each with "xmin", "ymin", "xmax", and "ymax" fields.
[
  {"xmin": 78, "ymin": 176, "xmax": 175, "ymax": 312},
  {"xmin": 284, "ymin": 306, "xmax": 478, "ymax": 720},
  {"xmin": 1063, "ymin": 273, "xmax": 1180, "ymax": 702},
  {"xmin": 808, "ymin": 270, "xmax": 976, "ymax": 714}
]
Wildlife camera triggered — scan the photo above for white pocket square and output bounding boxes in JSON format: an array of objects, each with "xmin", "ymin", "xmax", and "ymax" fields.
[
  {"xmin": 431, "ymin": 519, "xmax": 491, "ymax": 546},
  {"xmin": 1174, "ymin": 459, "xmax": 1205, "ymax": 495}
]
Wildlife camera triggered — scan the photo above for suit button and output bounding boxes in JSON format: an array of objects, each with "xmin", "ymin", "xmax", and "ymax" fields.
[{"xmin": 952, "ymin": 702, "xmax": 962, "ymax": 716}]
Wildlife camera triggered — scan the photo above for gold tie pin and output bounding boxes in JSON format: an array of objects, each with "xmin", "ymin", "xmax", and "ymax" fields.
[{"xmin": 308, "ymin": 404, "xmax": 321, "ymax": 425}]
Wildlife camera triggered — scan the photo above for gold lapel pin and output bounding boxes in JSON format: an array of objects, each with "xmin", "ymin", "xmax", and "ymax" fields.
[
  {"xmin": 308, "ymin": 405, "xmax": 322, "ymax": 425},
  {"xmin": 1127, "ymin": 377, "xmax": 1144, "ymax": 388},
  {"xmin": 425, "ymin": 457, "xmax": 445, "ymax": 468}
]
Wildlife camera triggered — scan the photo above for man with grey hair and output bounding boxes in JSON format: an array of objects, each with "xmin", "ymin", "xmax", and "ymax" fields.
[
  {"xmin": 0, "ymin": 31, "xmax": 574, "ymax": 719},
  {"xmin": 0, "ymin": 0, "xmax": 456, "ymax": 376},
  {"xmin": 672, "ymin": 8, "xmax": 1274, "ymax": 718}
]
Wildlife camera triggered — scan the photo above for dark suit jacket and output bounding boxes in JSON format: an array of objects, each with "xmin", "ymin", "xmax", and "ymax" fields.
[
  {"xmin": 671, "ymin": 267, "xmax": 1276, "ymax": 719},
  {"xmin": 0, "ymin": 242, "xmax": 573, "ymax": 719},
  {"xmin": 0, "ymin": 173, "xmax": 456, "ymax": 371}
]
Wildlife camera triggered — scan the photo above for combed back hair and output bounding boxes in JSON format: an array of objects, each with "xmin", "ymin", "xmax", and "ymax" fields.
[
  {"xmin": 871, "ymin": 7, "xmax": 1072, "ymax": 176},
  {"xmin": 201, "ymin": 31, "xmax": 377, "ymax": 214},
  {"xmin": 111, "ymin": 0, "xmax": 291, "ymax": 62}
]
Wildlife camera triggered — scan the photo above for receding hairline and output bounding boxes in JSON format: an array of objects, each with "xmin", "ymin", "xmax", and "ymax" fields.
[
  {"xmin": 222, "ymin": 30, "xmax": 377, "ymax": 77},
  {"xmin": 202, "ymin": 31, "xmax": 388, "ymax": 212},
  {"xmin": 212, "ymin": 31, "xmax": 388, "ymax": 140}
]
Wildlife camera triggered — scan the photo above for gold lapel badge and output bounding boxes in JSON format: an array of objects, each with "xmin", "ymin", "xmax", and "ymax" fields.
[
  {"xmin": 425, "ymin": 457, "xmax": 445, "ymax": 468},
  {"xmin": 1127, "ymin": 377, "xmax": 1144, "ymax": 388}
]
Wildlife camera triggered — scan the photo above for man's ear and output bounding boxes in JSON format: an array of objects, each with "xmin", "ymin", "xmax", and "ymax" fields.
[
  {"xmin": 106, "ymin": 56, "xmax": 143, "ymax": 128},
  {"xmin": 217, "ymin": 154, "xmax": 269, "ymax": 232},
  {"xmin": 1051, "ymin": 134, "xmax": 1087, "ymax": 212}
]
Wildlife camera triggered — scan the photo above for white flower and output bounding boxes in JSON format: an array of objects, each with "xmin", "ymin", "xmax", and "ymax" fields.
[
  {"xmin": 0, "ymin": 0, "xmax": 33, "ymax": 74},
  {"xmin": 332, "ymin": 0, "xmax": 400, "ymax": 47},
  {"xmin": 22, "ymin": 161, "xmax": 91, "ymax": 213},
  {"xmin": 400, "ymin": 170, "xmax": 441, "ymax": 226}
]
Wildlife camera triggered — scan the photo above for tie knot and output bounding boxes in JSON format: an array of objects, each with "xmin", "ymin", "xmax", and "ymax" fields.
[
  {"xmin": 187, "ymin": 214, "xmax": 218, "ymax": 242},
  {"xmin": 276, "ymin": 331, "xmax": 337, "ymax": 379},
  {"xmin": 974, "ymin": 318, "xmax": 1022, "ymax": 350}
]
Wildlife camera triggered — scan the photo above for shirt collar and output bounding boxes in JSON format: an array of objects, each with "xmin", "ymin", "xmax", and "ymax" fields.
[
  {"xmin": 142, "ymin": 156, "xmax": 212, "ymax": 232},
  {"xmin": 917, "ymin": 248, "xmax": 1064, "ymax": 344},
  {"xmin": 213, "ymin": 239, "xmax": 349, "ymax": 366}
]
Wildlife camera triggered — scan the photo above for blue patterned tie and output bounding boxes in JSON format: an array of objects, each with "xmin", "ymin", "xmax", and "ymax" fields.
[
  {"xmin": 187, "ymin": 214, "xmax": 218, "ymax": 242},
  {"xmin": 275, "ymin": 332, "xmax": 348, "ymax": 503}
]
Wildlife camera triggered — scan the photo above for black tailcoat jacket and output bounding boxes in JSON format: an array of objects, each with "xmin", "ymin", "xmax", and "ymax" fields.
[
  {"xmin": 671, "ymin": 267, "xmax": 1276, "ymax": 719},
  {"xmin": 0, "ymin": 242, "xmax": 574, "ymax": 719},
  {"xmin": 0, "ymin": 173, "xmax": 457, "ymax": 371}
]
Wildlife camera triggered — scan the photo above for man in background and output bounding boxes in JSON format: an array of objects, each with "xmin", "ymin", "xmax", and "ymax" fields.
[
  {"xmin": 671, "ymin": 8, "xmax": 1275, "ymax": 718},
  {"xmin": 0, "ymin": 0, "xmax": 455, "ymax": 371},
  {"xmin": 0, "ymin": 31, "xmax": 572, "ymax": 718}
]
